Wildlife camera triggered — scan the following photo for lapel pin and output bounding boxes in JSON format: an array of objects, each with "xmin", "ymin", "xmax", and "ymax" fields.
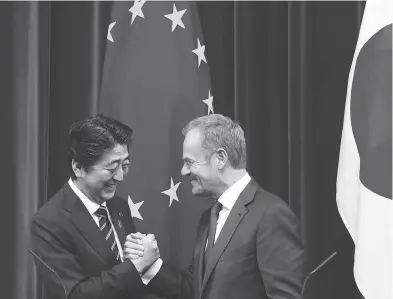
[{"xmin": 119, "ymin": 212, "xmax": 123, "ymax": 217}]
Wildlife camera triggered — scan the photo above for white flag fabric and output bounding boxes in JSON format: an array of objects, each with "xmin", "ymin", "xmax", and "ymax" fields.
[{"xmin": 336, "ymin": 0, "xmax": 392, "ymax": 298}]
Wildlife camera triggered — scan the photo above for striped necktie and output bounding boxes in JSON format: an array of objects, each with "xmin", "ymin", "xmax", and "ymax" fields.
[{"xmin": 94, "ymin": 205, "xmax": 120, "ymax": 261}]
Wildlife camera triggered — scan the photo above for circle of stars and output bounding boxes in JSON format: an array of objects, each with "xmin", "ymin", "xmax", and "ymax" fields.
[{"xmin": 107, "ymin": 1, "xmax": 215, "ymax": 213}]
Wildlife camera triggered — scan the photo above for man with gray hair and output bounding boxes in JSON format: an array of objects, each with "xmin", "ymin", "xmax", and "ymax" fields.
[{"xmin": 125, "ymin": 114, "xmax": 305, "ymax": 299}]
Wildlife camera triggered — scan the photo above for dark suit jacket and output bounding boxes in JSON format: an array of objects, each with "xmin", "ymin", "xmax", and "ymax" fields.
[
  {"xmin": 30, "ymin": 182, "xmax": 146, "ymax": 299},
  {"xmin": 148, "ymin": 179, "xmax": 305, "ymax": 299}
]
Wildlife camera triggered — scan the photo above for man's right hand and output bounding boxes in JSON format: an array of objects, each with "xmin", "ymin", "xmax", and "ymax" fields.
[
  {"xmin": 124, "ymin": 232, "xmax": 145, "ymax": 260},
  {"xmin": 124, "ymin": 233, "xmax": 160, "ymax": 275}
]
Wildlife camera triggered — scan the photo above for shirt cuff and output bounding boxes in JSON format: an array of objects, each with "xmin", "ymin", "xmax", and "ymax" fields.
[{"xmin": 141, "ymin": 258, "xmax": 163, "ymax": 285}]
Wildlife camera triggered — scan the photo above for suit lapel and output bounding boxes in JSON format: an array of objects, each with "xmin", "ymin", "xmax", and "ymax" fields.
[
  {"xmin": 63, "ymin": 184, "xmax": 119, "ymax": 266},
  {"xmin": 201, "ymin": 181, "xmax": 258, "ymax": 294}
]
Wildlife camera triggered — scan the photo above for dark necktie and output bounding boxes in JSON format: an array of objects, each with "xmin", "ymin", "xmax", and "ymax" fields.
[
  {"xmin": 94, "ymin": 205, "xmax": 120, "ymax": 261},
  {"xmin": 204, "ymin": 201, "xmax": 222, "ymax": 274}
]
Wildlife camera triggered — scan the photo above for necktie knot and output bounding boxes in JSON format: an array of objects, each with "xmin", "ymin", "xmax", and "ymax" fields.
[
  {"xmin": 94, "ymin": 206, "xmax": 108, "ymax": 218},
  {"xmin": 211, "ymin": 201, "xmax": 222, "ymax": 217}
]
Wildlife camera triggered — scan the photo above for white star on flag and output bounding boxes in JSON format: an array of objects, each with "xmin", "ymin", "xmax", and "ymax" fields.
[
  {"xmin": 129, "ymin": 0, "xmax": 147, "ymax": 25},
  {"xmin": 203, "ymin": 89, "xmax": 214, "ymax": 114},
  {"xmin": 161, "ymin": 177, "xmax": 181, "ymax": 207},
  {"xmin": 164, "ymin": 3, "xmax": 187, "ymax": 32},
  {"xmin": 107, "ymin": 21, "xmax": 116, "ymax": 42},
  {"xmin": 192, "ymin": 38, "xmax": 207, "ymax": 67},
  {"xmin": 127, "ymin": 195, "xmax": 144, "ymax": 220}
]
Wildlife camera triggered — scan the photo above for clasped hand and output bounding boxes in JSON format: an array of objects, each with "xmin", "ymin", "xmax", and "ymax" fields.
[{"xmin": 124, "ymin": 232, "xmax": 160, "ymax": 274}]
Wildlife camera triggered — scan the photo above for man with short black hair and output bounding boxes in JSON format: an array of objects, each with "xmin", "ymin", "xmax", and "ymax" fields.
[{"xmin": 30, "ymin": 114, "xmax": 161, "ymax": 299}]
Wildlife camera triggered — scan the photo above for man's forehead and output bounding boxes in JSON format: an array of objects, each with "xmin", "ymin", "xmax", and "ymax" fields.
[
  {"xmin": 101, "ymin": 144, "xmax": 129, "ymax": 162},
  {"xmin": 183, "ymin": 136, "xmax": 205, "ymax": 160},
  {"xmin": 184, "ymin": 128, "xmax": 204, "ymax": 147}
]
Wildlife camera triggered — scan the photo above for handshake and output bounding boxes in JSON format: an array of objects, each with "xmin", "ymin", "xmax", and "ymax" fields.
[{"xmin": 123, "ymin": 232, "xmax": 160, "ymax": 275}]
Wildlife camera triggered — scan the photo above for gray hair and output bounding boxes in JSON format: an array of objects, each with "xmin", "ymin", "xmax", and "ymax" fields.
[{"xmin": 182, "ymin": 114, "xmax": 247, "ymax": 169}]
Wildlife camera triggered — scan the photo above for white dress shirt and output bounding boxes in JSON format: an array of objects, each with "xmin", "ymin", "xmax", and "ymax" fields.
[
  {"xmin": 68, "ymin": 178, "xmax": 161, "ymax": 284},
  {"xmin": 207, "ymin": 172, "xmax": 251, "ymax": 248},
  {"xmin": 68, "ymin": 179, "xmax": 124, "ymax": 260}
]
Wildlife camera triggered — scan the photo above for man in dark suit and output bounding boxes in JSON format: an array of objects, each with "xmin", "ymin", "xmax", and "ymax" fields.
[
  {"xmin": 30, "ymin": 115, "xmax": 161, "ymax": 299},
  {"xmin": 125, "ymin": 114, "xmax": 305, "ymax": 299}
]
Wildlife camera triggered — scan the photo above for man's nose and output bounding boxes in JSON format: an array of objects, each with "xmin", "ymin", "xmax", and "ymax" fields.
[
  {"xmin": 181, "ymin": 164, "xmax": 190, "ymax": 177},
  {"xmin": 113, "ymin": 167, "xmax": 124, "ymax": 181}
]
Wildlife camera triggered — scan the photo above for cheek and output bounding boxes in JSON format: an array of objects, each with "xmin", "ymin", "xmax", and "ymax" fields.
[
  {"xmin": 198, "ymin": 171, "xmax": 217, "ymax": 186},
  {"xmin": 192, "ymin": 171, "xmax": 209, "ymax": 183},
  {"xmin": 86, "ymin": 172, "xmax": 112, "ymax": 188}
]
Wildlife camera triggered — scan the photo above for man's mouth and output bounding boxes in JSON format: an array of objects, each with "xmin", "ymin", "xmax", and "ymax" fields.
[
  {"xmin": 105, "ymin": 183, "xmax": 117, "ymax": 190},
  {"xmin": 190, "ymin": 178, "xmax": 199, "ymax": 184}
]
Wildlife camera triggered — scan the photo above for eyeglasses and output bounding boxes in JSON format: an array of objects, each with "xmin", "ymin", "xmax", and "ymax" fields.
[{"xmin": 183, "ymin": 151, "xmax": 216, "ymax": 169}]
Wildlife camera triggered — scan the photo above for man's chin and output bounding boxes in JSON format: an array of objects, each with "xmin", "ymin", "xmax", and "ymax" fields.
[
  {"xmin": 101, "ymin": 189, "xmax": 116, "ymax": 201},
  {"xmin": 191, "ymin": 187, "xmax": 206, "ymax": 197}
]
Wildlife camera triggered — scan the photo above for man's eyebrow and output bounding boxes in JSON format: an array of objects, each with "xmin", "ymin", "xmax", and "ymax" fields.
[{"xmin": 105, "ymin": 155, "xmax": 130, "ymax": 166}]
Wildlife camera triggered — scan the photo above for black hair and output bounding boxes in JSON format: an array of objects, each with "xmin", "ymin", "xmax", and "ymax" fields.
[{"xmin": 68, "ymin": 114, "xmax": 133, "ymax": 179}]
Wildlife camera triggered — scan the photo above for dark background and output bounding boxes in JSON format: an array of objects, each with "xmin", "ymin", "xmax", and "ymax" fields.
[{"xmin": 1, "ymin": 1, "xmax": 365, "ymax": 299}]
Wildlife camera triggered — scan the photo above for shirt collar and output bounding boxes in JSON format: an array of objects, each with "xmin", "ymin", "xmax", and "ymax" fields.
[
  {"xmin": 68, "ymin": 178, "xmax": 106, "ymax": 215},
  {"xmin": 217, "ymin": 172, "xmax": 251, "ymax": 211}
]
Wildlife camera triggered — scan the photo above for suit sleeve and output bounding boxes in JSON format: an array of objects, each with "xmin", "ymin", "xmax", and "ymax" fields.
[
  {"xmin": 256, "ymin": 201, "xmax": 305, "ymax": 299},
  {"xmin": 145, "ymin": 210, "xmax": 212, "ymax": 299},
  {"xmin": 30, "ymin": 216, "xmax": 146, "ymax": 299},
  {"xmin": 141, "ymin": 209, "xmax": 210, "ymax": 299},
  {"xmin": 146, "ymin": 261, "xmax": 193, "ymax": 299}
]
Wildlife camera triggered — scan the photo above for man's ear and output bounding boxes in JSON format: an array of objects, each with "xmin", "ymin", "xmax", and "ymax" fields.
[
  {"xmin": 71, "ymin": 159, "xmax": 84, "ymax": 178},
  {"xmin": 215, "ymin": 148, "xmax": 228, "ymax": 170}
]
